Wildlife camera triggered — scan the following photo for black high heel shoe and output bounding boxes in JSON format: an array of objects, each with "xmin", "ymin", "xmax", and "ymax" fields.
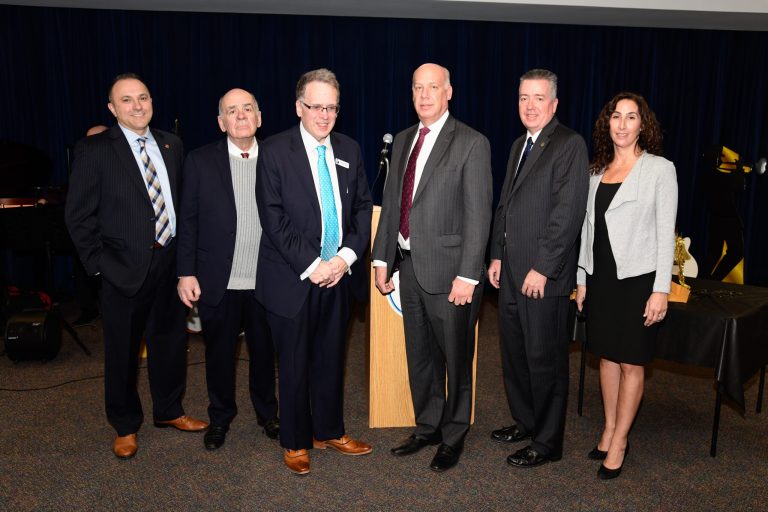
[
  {"xmin": 597, "ymin": 444, "xmax": 629, "ymax": 480},
  {"xmin": 587, "ymin": 446, "xmax": 607, "ymax": 460}
]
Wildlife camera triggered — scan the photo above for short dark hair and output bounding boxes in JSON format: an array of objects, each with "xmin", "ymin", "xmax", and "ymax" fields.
[
  {"xmin": 296, "ymin": 68, "xmax": 340, "ymax": 102},
  {"xmin": 520, "ymin": 68, "xmax": 557, "ymax": 99},
  {"xmin": 108, "ymin": 72, "xmax": 147, "ymax": 103}
]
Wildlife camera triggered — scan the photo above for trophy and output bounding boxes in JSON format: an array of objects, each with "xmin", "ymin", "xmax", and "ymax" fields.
[{"xmin": 669, "ymin": 233, "xmax": 692, "ymax": 302}]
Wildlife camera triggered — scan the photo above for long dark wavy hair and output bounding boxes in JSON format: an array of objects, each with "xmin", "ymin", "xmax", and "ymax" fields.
[{"xmin": 589, "ymin": 92, "xmax": 663, "ymax": 175}]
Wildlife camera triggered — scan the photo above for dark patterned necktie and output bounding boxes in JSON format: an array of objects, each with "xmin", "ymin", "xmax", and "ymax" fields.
[
  {"xmin": 398, "ymin": 126, "xmax": 430, "ymax": 239},
  {"xmin": 514, "ymin": 136, "xmax": 534, "ymax": 179}
]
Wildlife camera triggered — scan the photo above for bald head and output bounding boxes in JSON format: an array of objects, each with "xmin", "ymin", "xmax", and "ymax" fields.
[
  {"xmin": 412, "ymin": 63, "xmax": 453, "ymax": 127},
  {"xmin": 217, "ymin": 88, "xmax": 262, "ymax": 150},
  {"xmin": 86, "ymin": 125, "xmax": 108, "ymax": 136}
]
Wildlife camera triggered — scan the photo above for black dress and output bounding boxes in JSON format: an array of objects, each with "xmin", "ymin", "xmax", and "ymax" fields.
[{"xmin": 585, "ymin": 182, "xmax": 658, "ymax": 365}]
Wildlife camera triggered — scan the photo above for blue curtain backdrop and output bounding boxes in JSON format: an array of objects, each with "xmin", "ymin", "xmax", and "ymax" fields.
[{"xmin": 1, "ymin": 5, "xmax": 767, "ymax": 283}]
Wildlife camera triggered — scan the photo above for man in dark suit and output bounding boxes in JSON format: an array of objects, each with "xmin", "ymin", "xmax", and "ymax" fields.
[
  {"xmin": 488, "ymin": 69, "xmax": 588, "ymax": 467},
  {"xmin": 65, "ymin": 73, "xmax": 207, "ymax": 459},
  {"xmin": 176, "ymin": 88, "xmax": 279, "ymax": 450},
  {"xmin": 372, "ymin": 63, "xmax": 493, "ymax": 472},
  {"xmin": 255, "ymin": 68, "xmax": 373, "ymax": 475}
]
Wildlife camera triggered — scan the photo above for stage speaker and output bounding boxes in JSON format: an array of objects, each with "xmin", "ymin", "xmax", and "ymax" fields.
[{"xmin": 4, "ymin": 311, "xmax": 61, "ymax": 361}]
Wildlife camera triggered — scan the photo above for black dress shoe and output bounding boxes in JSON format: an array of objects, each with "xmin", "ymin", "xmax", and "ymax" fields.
[
  {"xmin": 507, "ymin": 445, "xmax": 560, "ymax": 468},
  {"xmin": 587, "ymin": 446, "xmax": 608, "ymax": 460},
  {"xmin": 204, "ymin": 426, "xmax": 228, "ymax": 450},
  {"xmin": 391, "ymin": 433, "xmax": 441, "ymax": 456},
  {"xmin": 490, "ymin": 425, "xmax": 531, "ymax": 444},
  {"xmin": 430, "ymin": 443, "xmax": 463, "ymax": 472},
  {"xmin": 262, "ymin": 417, "xmax": 279, "ymax": 440}
]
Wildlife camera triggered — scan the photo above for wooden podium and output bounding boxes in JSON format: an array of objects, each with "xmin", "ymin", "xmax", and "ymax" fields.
[{"xmin": 368, "ymin": 206, "xmax": 478, "ymax": 427}]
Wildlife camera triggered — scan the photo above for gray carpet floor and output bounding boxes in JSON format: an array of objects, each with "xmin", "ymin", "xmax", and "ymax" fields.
[{"xmin": 1, "ymin": 295, "xmax": 766, "ymax": 512}]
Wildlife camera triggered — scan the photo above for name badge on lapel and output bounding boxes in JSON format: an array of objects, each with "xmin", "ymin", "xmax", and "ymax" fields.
[{"xmin": 335, "ymin": 158, "xmax": 349, "ymax": 169}]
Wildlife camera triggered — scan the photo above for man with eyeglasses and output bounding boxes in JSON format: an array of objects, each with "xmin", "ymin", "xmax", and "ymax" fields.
[
  {"xmin": 176, "ymin": 88, "xmax": 279, "ymax": 451},
  {"xmin": 255, "ymin": 68, "xmax": 373, "ymax": 475},
  {"xmin": 372, "ymin": 63, "xmax": 493, "ymax": 472}
]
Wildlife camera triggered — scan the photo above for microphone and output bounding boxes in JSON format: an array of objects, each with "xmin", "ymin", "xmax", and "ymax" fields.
[
  {"xmin": 372, "ymin": 133, "xmax": 393, "ymax": 198},
  {"xmin": 379, "ymin": 133, "xmax": 393, "ymax": 168}
]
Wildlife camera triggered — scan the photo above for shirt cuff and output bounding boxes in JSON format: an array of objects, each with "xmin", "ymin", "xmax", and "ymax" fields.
[
  {"xmin": 337, "ymin": 247, "xmax": 357, "ymax": 271},
  {"xmin": 300, "ymin": 258, "xmax": 322, "ymax": 281},
  {"xmin": 372, "ymin": 259, "xmax": 387, "ymax": 268},
  {"xmin": 457, "ymin": 275, "xmax": 479, "ymax": 286}
]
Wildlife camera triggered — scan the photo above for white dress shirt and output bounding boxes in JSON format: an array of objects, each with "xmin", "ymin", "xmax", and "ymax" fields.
[
  {"xmin": 117, "ymin": 123, "xmax": 177, "ymax": 237},
  {"xmin": 298, "ymin": 122, "xmax": 357, "ymax": 280}
]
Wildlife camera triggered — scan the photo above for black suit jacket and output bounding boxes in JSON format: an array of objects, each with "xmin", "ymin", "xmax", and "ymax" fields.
[
  {"xmin": 490, "ymin": 118, "xmax": 589, "ymax": 296},
  {"xmin": 255, "ymin": 125, "xmax": 372, "ymax": 319},
  {"xmin": 176, "ymin": 138, "xmax": 248, "ymax": 307},
  {"xmin": 65, "ymin": 124, "xmax": 184, "ymax": 296}
]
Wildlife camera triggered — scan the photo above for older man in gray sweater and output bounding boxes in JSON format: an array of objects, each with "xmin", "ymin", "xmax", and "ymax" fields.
[{"xmin": 176, "ymin": 88, "xmax": 279, "ymax": 450}]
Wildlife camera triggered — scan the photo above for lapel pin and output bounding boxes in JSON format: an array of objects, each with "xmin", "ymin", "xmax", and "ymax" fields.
[
  {"xmin": 164, "ymin": 144, "xmax": 170, "ymax": 149},
  {"xmin": 540, "ymin": 142, "xmax": 546, "ymax": 148}
]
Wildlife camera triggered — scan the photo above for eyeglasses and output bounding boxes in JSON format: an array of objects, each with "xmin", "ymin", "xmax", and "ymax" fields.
[{"xmin": 300, "ymin": 102, "xmax": 340, "ymax": 114}]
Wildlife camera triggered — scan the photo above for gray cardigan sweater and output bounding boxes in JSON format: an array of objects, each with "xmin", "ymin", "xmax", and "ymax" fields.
[{"xmin": 576, "ymin": 152, "xmax": 678, "ymax": 293}]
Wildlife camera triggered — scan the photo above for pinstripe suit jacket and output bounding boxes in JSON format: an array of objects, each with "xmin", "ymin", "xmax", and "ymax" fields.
[
  {"xmin": 65, "ymin": 124, "xmax": 184, "ymax": 296},
  {"xmin": 372, "ymin": 115, "xmax": 493, "ymax": 294},
  {"xmin": 490, "ymin": 118, "xmax": 589, "ymax": 297}
]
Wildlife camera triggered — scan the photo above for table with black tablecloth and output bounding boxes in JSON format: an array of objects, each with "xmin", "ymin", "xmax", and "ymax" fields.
[{"xmin": 576, "ymin": 278, "xmax": 768, "ymax": 456}]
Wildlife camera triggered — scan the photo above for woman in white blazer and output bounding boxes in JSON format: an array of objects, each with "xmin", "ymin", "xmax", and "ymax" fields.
[{"xmin": 575, "ymin": 92, "xmax": 677, "ymax": 480}]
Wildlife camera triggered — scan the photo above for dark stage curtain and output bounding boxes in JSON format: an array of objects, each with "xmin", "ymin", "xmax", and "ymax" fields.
[{"xmin": 1, "ymin": 6, "xmax": 767, "ymax": 283}]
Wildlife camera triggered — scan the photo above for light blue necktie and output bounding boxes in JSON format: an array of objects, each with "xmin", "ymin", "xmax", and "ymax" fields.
[{"xmin": 317, "ymin": 145, "xmax": 339, "ymax": 261}]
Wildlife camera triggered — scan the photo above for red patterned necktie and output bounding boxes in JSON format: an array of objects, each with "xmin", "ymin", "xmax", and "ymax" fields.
[
  {"xmin": 398, "ymin": 126, "xmax": 430, "ymax": 239},
  {"xmin": 241, "ymin": 152, "xmax": 249, "ymax": 159}
]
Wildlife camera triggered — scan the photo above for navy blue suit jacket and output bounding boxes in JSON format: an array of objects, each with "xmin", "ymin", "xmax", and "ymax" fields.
[
  {"xmin": 255, "ymin": 125, "xmax": 372, "ymax": 319},
  {"xmin": 176, "ymin": 138, "xmax": 247, "ymax": 307}
]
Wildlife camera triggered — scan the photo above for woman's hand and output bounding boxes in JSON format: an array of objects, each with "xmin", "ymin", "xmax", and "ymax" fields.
[
  {"xmin": 576, "ymin": 285, "xmax": 586, "ymax": 312},
  {"xmin": 643, "ymin": 291, "xmax": 669, "ymax": 326}
]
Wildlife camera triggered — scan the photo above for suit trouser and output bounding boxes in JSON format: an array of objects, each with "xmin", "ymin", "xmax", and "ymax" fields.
[
  {"xmin": 399, "ymin": 254, "xmax": 482, "ymax": 448},
  {"xmin": 498, "ymin": 265, "xmax": 570, "ymax": 458},
  {"xmin": 265, "ymin": 280, "xmax": 349, "ymax": 450},
  {"xmin": 198, "ymin": 290, "xmax": 278, "ymax": 427},
  {"xmin": 100, "ymin": 243, "xmax": 187, "ymax": 436}
]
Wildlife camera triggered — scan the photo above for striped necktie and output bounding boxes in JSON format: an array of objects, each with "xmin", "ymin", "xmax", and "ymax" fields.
[{"xmin": 138, "ymin": 137, "xmax": 171, "ymax": 246}]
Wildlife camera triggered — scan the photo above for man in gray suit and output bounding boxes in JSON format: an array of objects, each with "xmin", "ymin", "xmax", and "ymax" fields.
[
  {"xmin": 372, "ymin": 63, "xmax": 492, "ymax": 472},
  {"xmin": 488, "ymin": 69, "xmax": 588, "ymax": 468}
]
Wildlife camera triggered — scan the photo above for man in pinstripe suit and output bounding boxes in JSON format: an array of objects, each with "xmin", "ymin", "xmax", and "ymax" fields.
[
  {"xmin": 372, "ymin": 63, "xmax": 493, "ymax": 472},
  {"xmin": 488, "ymin": 69, "xmax": 588, "ymax": 468},
  {"xmin": 66, "ymin": 73, "xmax": 207, "ymax": 459}
]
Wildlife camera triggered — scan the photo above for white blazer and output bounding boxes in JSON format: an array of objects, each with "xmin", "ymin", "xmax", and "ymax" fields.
[{"xmin": 576, "ymin": 152, "xmax": 678, "ymax": 293}]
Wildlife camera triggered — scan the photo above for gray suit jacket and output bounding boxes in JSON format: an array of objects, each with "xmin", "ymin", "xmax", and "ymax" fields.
[
  {"xmin": 576, "ymin": 152, "xmax": 678, "ymax": 293},
  {"xmin": 372, "ymin": 115, "xmax": 493, "ymax": 294},
  {"xmin": 490, "ymin": 118, "xmax": 589, "ymax": 297}
]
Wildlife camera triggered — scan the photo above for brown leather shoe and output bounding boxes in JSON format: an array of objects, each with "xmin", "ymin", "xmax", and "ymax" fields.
[
  {"xmin": 284, "ymin": 449, "xmax": 310, "ymax": 475},
  {"xmin": 112, "ymin": 433, "xmax": 138, "ymax": 459},
  {"xmin": 313, "ymin": 434, "xmax": 373, "ymax": 455},
  {"xmin": 153, "ymin": 415, "xmax": 208, "ymax": 432}
]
